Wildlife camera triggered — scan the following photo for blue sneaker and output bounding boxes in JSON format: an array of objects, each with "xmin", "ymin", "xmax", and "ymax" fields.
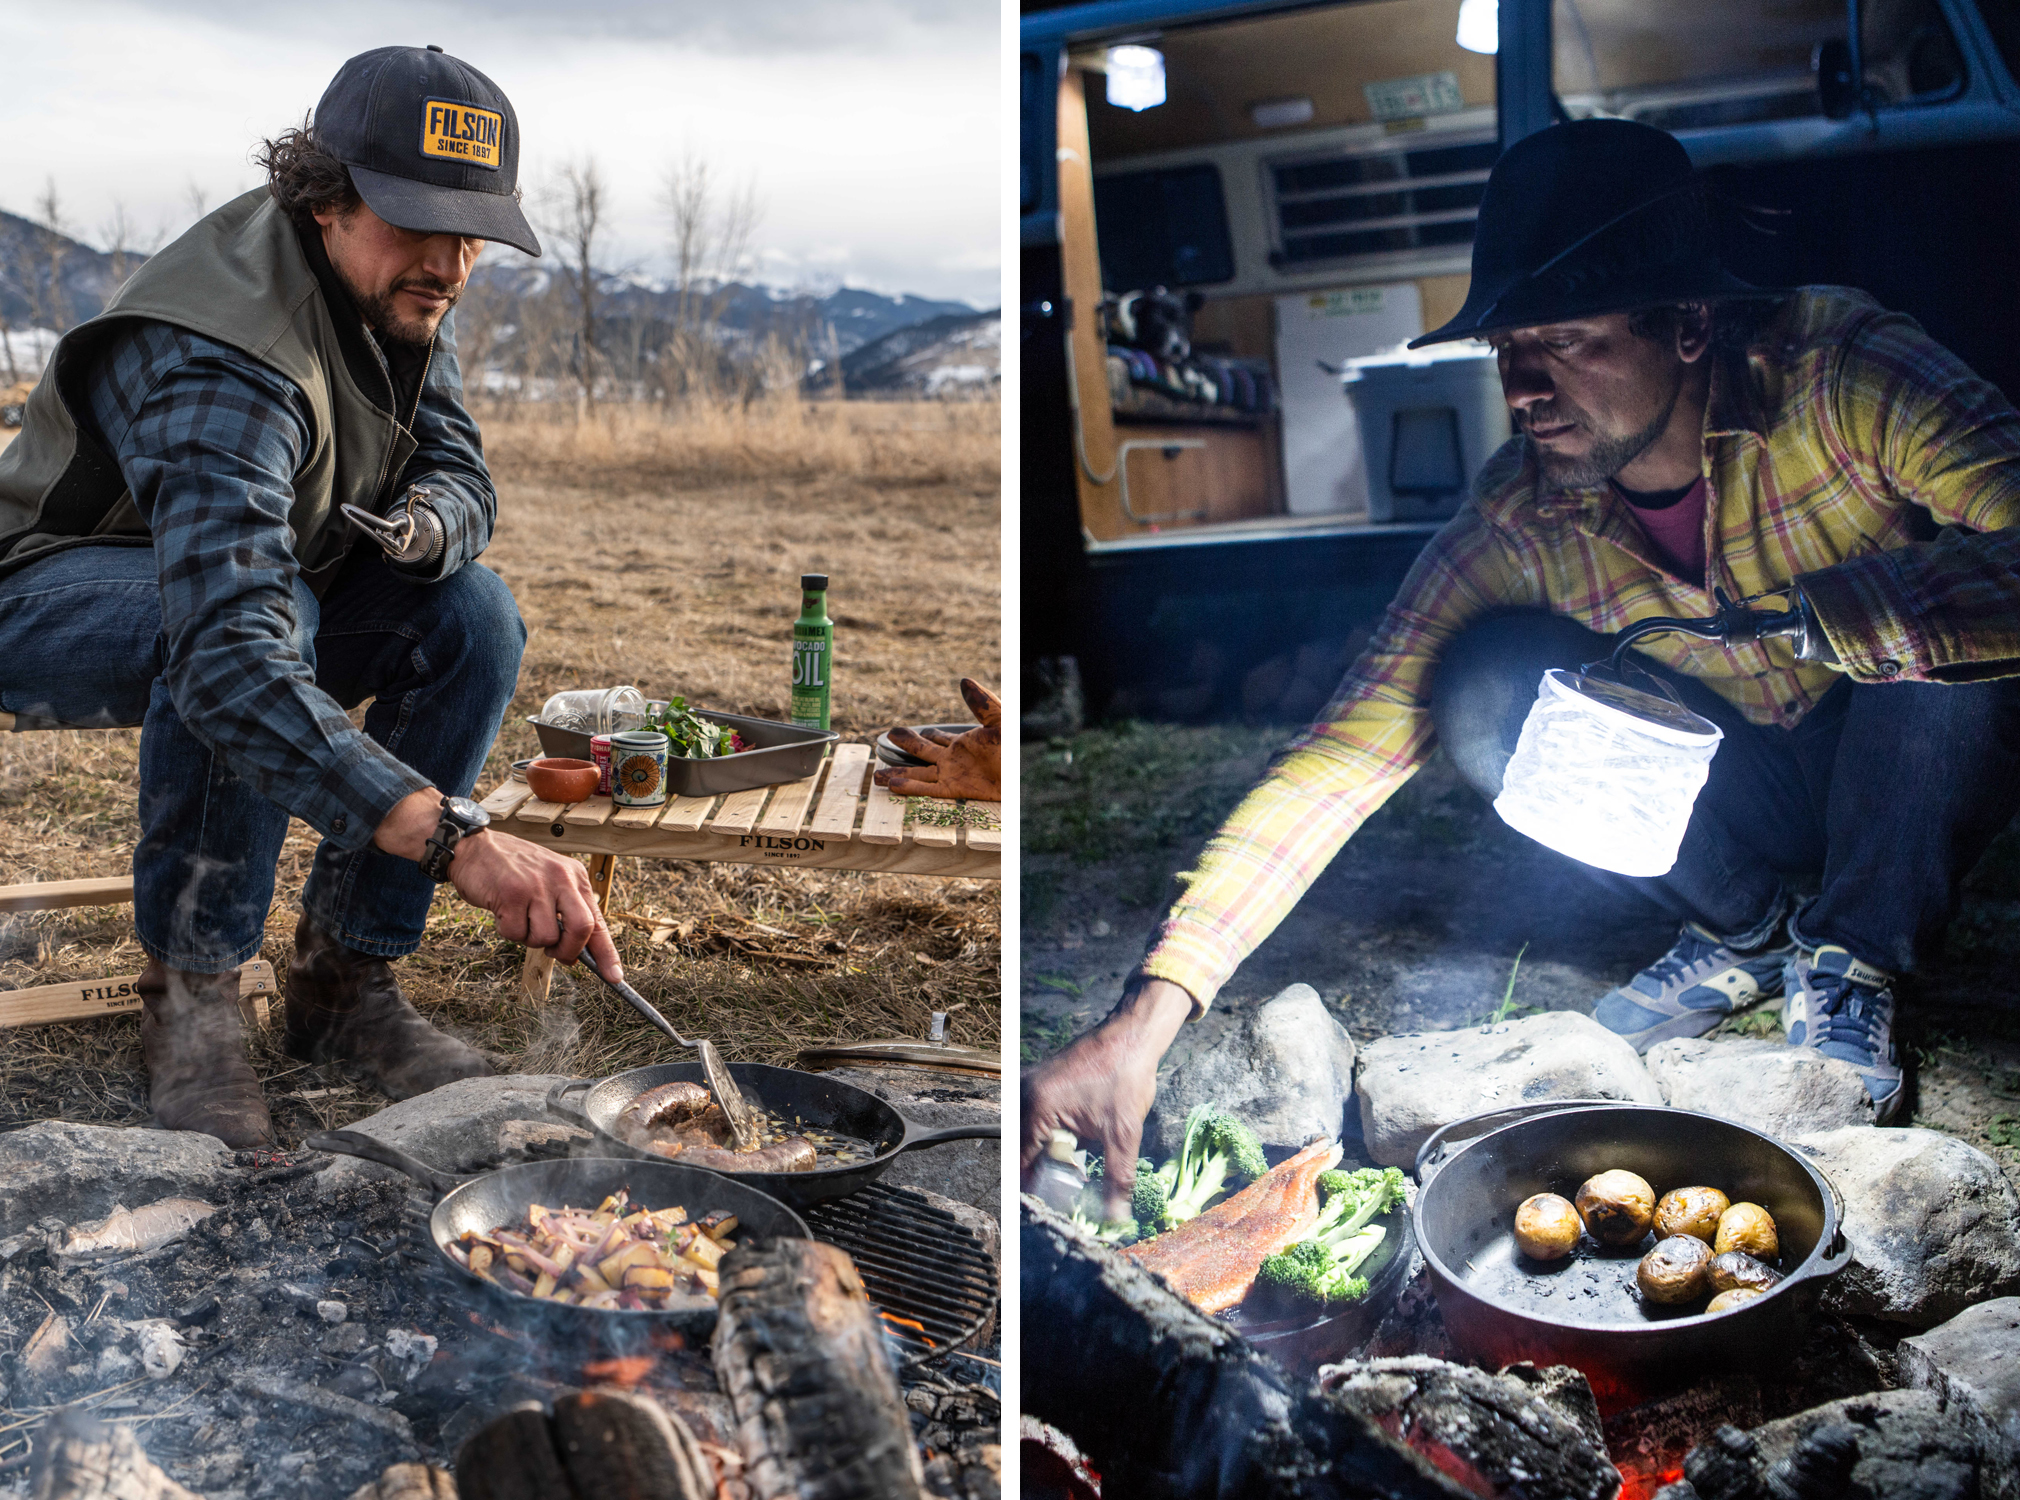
[
  {"xmin": 1593, "ymin": 922, "xmax": 1795, "ymax": 1053},
  {"xmin": 1783, "ymin": 946, "xmax": 1904, "ymax": 1124}
]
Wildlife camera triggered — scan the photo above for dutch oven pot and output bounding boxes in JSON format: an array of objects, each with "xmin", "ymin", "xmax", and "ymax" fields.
[
  {"xmin": 306, "ymin": 1129, "xmax": 809, "ymax": 1338},
  {"xmin": 547, "ymin": 1062, "xmax": 1000, "ymax": 1207},
  {"xmin": 1410, "ymin": 1101, "xmax": 1850, "ymax": 1413}
]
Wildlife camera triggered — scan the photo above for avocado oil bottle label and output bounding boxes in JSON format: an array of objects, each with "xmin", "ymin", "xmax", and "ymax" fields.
[{"xmin": 790, "ymin": 573, "xmax": 832, "ymax": 730}]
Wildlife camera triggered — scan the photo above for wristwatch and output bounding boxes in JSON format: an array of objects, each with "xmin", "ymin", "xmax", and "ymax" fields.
[{"xmin": 419, "ymin": 796, "xmax": 490, "ymax": 881}]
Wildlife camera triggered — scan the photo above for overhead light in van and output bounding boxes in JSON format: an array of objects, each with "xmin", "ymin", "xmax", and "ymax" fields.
[
  {"xmin": 1106, "ymin": 45, "xmax": 1167, "ymax": 111},
  {"xmin": 1250, "ymin": 97, "xmax": 1316, "ymax": 129},
  {"xmin": 1456, "ymin": 0, "xmax": 1498, "ymax": 53}
]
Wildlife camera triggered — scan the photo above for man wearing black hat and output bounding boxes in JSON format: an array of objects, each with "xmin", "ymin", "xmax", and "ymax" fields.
[
  {"xmin": 0, "ymin": 46, "xmax": 623, "ymax": 1147},
  {"xmin": 1026, "ymin": 118, "xmax": 2020, "ymax": 1204}
]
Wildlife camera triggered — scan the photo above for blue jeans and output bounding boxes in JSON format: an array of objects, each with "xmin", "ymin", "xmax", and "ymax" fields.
[
  {"xmin": 0, "ymin": 545, "xmax": 525, "ymax": 971},
  {"xmin": 1430, "ymin": 610, "xmax": 2020, "ymax": 975}
]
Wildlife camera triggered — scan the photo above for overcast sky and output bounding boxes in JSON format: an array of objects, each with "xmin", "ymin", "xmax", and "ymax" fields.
[{"xmin": 0, "ymin": 0, "xmax": 1000, "ymax": 305}]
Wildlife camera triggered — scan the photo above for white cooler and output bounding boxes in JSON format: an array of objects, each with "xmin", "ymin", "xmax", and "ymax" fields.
[{"xmin": 1344, "ymin": 350, "xmax": 1511, "ymax": 522}]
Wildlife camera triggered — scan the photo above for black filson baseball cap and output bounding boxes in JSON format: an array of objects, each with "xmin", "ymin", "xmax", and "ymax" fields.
[{"xmin": 314, "ymin": 45, "xmax": 541, "ymax": 257}]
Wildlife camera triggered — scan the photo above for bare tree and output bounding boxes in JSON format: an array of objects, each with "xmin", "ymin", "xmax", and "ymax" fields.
[
  {"xmin": 539, "ymin": 158, "xmax": 607, "ymax": 417},
  {"xmin": 183, "ymin": 179, "xmax": 211, "ymax": 224},
  {"xmin": 31, "ymin": 178, "xmax": 72, "ymax": 333},
  {"xmin": 660, "ymin": 147, "xmax": 763, "ymax": 403},
  {"xmin": 99, "ymin": 201, "xmax": 160, "ymax": 295}
]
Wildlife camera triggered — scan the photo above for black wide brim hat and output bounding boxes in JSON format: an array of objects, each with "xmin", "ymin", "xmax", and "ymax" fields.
[
  {"xmin": 316, "ymin": 45, "xmax": 541, "ymax": 257},
  {"xmin": 1410, "ymin": 118, "xmax": 1784, "ymax": 348}
]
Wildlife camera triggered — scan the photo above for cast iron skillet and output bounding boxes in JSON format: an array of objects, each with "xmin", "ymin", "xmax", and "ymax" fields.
[
  {"xmin": 1217, "ymin": 1192, "xmax": 1416, "ymax": 1379},
  {"xmin": 306, "ymin": 1128, "xmax": 810, "ymax": 1337},
  {"xmin": 546, "ymin": 1062, "xmax": 1000, "ymax": 1208},
  {"xmin": 1410, "ymin": 1101, "xmax": 1851, "ymax": 1413}
]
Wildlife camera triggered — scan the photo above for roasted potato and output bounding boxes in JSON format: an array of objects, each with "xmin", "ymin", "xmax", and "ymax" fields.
[
  {"xmin": 1708, "ymin": 1250, "xmax": 1782, "ymax": 1295},
  {"xmin": 1576, "ymin": 1169, "xmax": 1657, "ymax": 1247},
  {"xmin": 1513, "ymin": 1193, "xmax": 1584, "ymax": 1261},
  {"xmin": 1636, "ymin": 1234, "xmax": 1713, "ymax": 1304},
  {"xmin": 1654, "ymin": 1185, "xmax": 1730, "ymax": 1244},
  {"xmin": 1714, "ymin": 1203, "xmax": 1779, "ymax": 1261},
  {"xmin": 1705, "ymin": 1287, "xmax": 1766, "ymax": 1314}
]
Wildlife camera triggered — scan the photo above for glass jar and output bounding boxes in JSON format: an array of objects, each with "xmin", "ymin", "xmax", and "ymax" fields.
[{"xmin": 538, "ymin": 686, "xmax": 648, "ymax": 734}]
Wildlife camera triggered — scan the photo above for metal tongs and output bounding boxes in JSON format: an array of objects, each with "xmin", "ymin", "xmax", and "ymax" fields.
[
  {"xmin": 340, "ymin": 501, "xmax": 421, "ymax": 554},
  {"xmin": 575, "ymin": 948, "xmax": 763, "ymax": 1153}
]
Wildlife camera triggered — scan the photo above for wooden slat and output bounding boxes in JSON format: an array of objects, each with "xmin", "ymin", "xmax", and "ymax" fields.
[
  {"xmin": 656, "ymin": 794, "xmax": 715, "ymax": 832},
  {"xmin": 0, "ymin": 961, "xmax": 275, "ymax": 1030},
  {"xmin": 515, "ymin": 798, "xmax": 570, "ymax": 826},
  {"xmin": 965, "ymin": 819, "xmax": 1002, "ymax": 853},
  {"xmin": 565, "ymin": 796, "xmax": 618, "ymax": 827},
  {"xmin": 611, "ymin": 800, "xmax": 668, "ymax": 829},
  {"xmin": 0, "ymin": 876, "xmax": 134, "ymax": 914},
  {"xmin": 481, "ymin": 782, "xmax": 535, "ymax": 818},
  {"xmin": 858, "ymin": 775, "xmax": 906, "ymax": 846},
  {"xmin": 910, "ymin": 806, "xmax": 960, "ymax": 849},
  {"xmin": 807, "ymin": 743, "xmax": 871, "ymax": 840},
  {"xmin": 708, "ymin": 785, "xmax": 771, "ymax": 837},
  {"xmin": 756, "ymin": 763, "xmax": 825, "ymax": 836}
]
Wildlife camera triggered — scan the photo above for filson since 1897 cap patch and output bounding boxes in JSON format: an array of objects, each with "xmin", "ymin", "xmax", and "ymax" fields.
[{"xmin": 314, "ymin": 44, "xmax": 541, "ymax": 257}]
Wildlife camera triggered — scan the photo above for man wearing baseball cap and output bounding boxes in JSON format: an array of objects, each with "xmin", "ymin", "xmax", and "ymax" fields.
[
  {"xmin": 1026, "ymin": 118, "xmax": 2020, "ymax": 1211},
  {"xmin": 0, "ymin": 46, "xmax": 619, "ymax": 1147}
]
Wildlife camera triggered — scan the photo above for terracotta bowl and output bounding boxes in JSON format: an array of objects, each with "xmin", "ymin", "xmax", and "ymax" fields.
[{"xmin": 526, "ymin": 757, "xmax": 600, "ymax": 803}]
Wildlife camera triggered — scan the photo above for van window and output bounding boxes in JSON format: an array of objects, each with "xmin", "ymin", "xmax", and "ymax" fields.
[
  {"xmin": 1269, "ymin": 135, "xmax": 1497, "ymax": 269},
  {"xmin": 1094, "ymin": 165, "xmax": 1236, "ymax": 288},
  {"xmin": 1553, "ymin": 0, "xmax": 1963, "ymax": 127}
]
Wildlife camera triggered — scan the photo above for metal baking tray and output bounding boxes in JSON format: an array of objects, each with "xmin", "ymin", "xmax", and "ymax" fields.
[{"xmin": 526, "ymin": 708, "xmax": 840, "ymax": 798}]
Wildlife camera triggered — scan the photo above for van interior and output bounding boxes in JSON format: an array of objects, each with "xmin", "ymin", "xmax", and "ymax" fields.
[{"xmin": 1056, "ymin": 0, "xmax": 1961, "ymax": 551}]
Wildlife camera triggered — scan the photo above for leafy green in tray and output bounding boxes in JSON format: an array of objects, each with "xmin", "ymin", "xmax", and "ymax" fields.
[{"xmin": 647, "ymin": 697, "xmax": 750, "ymax": 760}]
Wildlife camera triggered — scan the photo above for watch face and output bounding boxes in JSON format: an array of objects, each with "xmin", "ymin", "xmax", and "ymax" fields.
[{"xmin": 443, "ymin": 796, "xmax": 490, "ymax": 830}]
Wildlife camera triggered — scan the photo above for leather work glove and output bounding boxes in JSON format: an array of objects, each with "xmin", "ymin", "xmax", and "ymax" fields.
[
  {"xmin": 341, "ymin": 486, "xmax": 446, "ymax": 570},
  {"xmin": 874, "ymin": 678, "xmax": 1002, "ymax": 801}
]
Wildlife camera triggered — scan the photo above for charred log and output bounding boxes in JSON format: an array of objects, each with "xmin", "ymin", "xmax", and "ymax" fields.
[
  {"xmin": 1315, "ymin": 1358, "xmax": 1621, "ymax": 1500},
  {"xmin": 1020, "ymin": 1199, "xmax": 1472, "ymax": 1500},
  {"xmin": 454, "ymin": 1393, "xmax": 713, "ymax": 1500},
  {"xmin": 712, "ymin": 1238, "xmax": 925, "ymax": 1500},
  {"xmin": 28, "ymin": 1408, "xmax": 201, "ymax": 1500}
]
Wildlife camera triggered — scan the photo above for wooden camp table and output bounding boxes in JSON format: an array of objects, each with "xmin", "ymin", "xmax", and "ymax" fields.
[{"xmin": 476, "ymin": 741, "xmax": 1000, "ymax": 1000}]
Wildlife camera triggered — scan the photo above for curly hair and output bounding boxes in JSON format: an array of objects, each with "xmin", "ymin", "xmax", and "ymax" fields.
[{"xmin": 255, "ymin": 117, "xmax": 361, "ymax": 227}]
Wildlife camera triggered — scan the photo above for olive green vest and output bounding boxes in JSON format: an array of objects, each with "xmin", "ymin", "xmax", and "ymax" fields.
[{"xmin": 0, "ymin": 188, "xmax": 421, "ymax": 582}]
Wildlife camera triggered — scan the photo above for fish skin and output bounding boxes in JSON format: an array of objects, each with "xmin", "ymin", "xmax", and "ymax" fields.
[{"xmin": 1123, "ymin": 1138, "xmax": 1343, "ymax": 1314}]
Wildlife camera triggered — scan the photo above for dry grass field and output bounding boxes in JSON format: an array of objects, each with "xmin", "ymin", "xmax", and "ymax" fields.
[{"xmin": 0, "ymin": 397, "xmax": 1001, "ymax": 1143}]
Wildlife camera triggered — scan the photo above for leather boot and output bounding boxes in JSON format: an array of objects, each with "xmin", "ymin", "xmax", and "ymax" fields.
[
  {"xmin": 285, "ymin": 916, "xmax": 493, "ymax": 1100},
  {"xmin": 138, "ymin": 960, "xmax": 274, "ymax": 1149}
]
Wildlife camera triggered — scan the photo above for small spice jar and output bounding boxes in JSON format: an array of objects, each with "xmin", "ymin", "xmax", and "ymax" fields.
[{"xmin": 609, "ymin": 730, "xmax": 671, "ymax": 807}]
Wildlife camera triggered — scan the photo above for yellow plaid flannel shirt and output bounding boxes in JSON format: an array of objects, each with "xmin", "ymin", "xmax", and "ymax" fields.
[{"xmin": 1141, "ymin": 287, "xmax": 2020, "ymax": 1013}]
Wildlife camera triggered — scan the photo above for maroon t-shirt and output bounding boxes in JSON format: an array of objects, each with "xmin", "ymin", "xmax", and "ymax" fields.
[{"xmin": 1615, "ymin": 475, "xmax": 1708, "ymax": 585}]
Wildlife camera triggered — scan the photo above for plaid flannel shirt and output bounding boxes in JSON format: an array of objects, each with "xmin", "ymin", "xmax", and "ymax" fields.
[
  {"xmin": 83, "ymin": 311, "xmax": 497, "ymax": 853},
  {"xmin": 1141, "ymin": 287, "xmax": 2020, "ymax": 1012}
]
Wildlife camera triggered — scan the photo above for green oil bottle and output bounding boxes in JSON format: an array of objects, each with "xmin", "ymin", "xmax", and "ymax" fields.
[{"xmin": 790, "ymin": 573, "xmax": 832, "ymax": 730}]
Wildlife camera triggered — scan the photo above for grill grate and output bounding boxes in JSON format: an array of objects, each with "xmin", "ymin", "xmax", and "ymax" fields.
[{"xmin": 804, "ymin": 1183, "xmax": 997, "ymax": 1366}]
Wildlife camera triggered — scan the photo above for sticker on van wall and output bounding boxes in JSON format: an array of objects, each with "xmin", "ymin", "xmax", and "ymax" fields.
[
  {"xmin": 1363, "ymin": 72, "xmax": 1466, "ymax": 124},
  {"xmin": 1304, "ymin": 288, "xmax": 1394, "ymax": 319}
]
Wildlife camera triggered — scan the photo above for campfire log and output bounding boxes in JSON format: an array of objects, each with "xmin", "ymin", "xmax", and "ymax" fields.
[
  {"xmin": 712, "ymin": 1238, "xmax": 925, "ymax": 1500},
  {"xmin": 1020, "ymin": 1200, "xmax": 1473, "ymax": 1500},
  {"xmin": 343, "ymin": 1463, "xmax": 459, "ymax": 1500},
  {"xmin": 28, "ymin": 1407, "xmax": 201, "ymax": 1500},
  {"xmin": 454, "ymin": 1393, "xmax": 714, "ymax": 1500}
]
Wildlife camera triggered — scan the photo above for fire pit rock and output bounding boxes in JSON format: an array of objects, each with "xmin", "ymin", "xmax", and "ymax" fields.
[
  {"xmin": 0, "ymin": 1120, "xmax": 235, "ymax": 1238},
  {"xmin": 1354, "ymin": 1012, "xmax": 1661, "ymax": 1170},
  {"xmin": 1795, "ymin": 1125, "xmax": 2020, "ymax": 1327},
  {"xmin": 1739, "ymin": 1389, "xmax": 1992, "ymax": 1500},
  {"xmin": 1644, "ymin": 1036, "xmax": 1874, "ymax": 1136},
  {"xmin": 1899, "ymin": 1296, "xmax": 2020, "ymax": 1480},
  {"xmin": 1315, "ymin": 1356, "xmax": 1619, "ymax": 1500},
  {"xmin": 1144, "ymin": 983, "xmax": 1357, "ymax": 1160},
  {"xmin": 310, "ymin": 1074, "xmax": 577, "ymax": 1186}
]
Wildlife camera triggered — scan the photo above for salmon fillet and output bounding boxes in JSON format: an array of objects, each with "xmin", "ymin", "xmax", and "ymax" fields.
[{"xmin": 1122, "ymin": 1138, "xmax": 1343, "ymax": 1313}]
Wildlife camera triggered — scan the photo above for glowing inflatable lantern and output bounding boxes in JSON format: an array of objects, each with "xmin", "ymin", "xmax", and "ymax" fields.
[{"xmin": 1492, "ymin": 669, "xmax": 1722, "ymax": 877}]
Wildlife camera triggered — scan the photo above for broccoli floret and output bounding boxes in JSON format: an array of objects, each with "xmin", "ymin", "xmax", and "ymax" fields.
[
  {"xmin": 1256, "ymin": 1223, "xmax": 1390, "ymax": 1311},
  {"xmin": 1160, "ymin": 1104, "xmax": 1271, "ymax": 1225},
  {"xmin": 1312, "ymin": 1166, "xmax": 1407, "ymax": 1241},
  {"xmin": 1194, "ymin": 1108, "xmax": 1269, "ymax": 1182},
  {"xmin": 1131, "ymin": 1158, "xmax": 1177, "ymax": 1236}
]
